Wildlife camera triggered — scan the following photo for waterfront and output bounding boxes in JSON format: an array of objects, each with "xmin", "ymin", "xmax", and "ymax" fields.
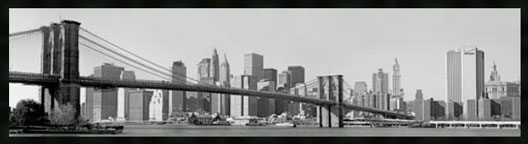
[{"xmin": 10, "ymin": 125, "xmax": 520, "ymax": 137}]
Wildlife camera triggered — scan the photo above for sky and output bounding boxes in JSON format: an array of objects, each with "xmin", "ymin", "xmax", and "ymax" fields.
[{"xmin": 9, "ymin": 9, "xmax": 520, "ymax": 108}]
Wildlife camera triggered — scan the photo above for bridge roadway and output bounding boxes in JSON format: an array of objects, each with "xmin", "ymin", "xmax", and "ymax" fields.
[{"xmin": 9, "ymin": 71, "xmax": 413, "ymax": 119}]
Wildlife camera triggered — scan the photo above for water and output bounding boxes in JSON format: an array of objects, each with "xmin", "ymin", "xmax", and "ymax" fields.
[{"xmin": 11, "ymin": 125, "xmax": 520, "ymax": 137}]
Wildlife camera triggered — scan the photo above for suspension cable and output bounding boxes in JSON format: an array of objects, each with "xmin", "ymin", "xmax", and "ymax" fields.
[
  {"xmin": 78, "ymin": 28, "xmax": 212, "ymax": 86},
  {"xmin": 79, "ymin": 35, "xmax": 209, "ymax": 86}
]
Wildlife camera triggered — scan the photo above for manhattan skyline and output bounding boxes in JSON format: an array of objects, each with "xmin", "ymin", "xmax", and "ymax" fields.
[{"xmin": 9, "ymin": 9, "xmax": 520, "ymax": 108}]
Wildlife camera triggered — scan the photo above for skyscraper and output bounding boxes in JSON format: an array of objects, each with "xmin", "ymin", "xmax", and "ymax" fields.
[
  {"xmin": 257, "ymin": 79, "xmax": 276, "ymax": 117},
  {"xmin": 372, "ymin": 69, "xmax": 389, "ymax": 110},
  {"xmin": 219, "ymin": 54, "xmax": 231, "ymax": 87},
  {"xmin": 263, "ymin": 68, "xmax": 278, "ymax": 88},
  {"xmin": 128, "ymin": 89, "xmax": 153, "ymax": 121},
  {"xmin": 230, "ymin": 75, "xmax": 258, "ymax": 117},
  {"xmin": 198, "ymin": 58, "xmax": 211, "ymax": 80},
  {"xmin": 210, "ymin": 49, "xmax": 220, "ymax": 82},
  {"xmin": 445, "ymin": 47, "xmax": 484, "ymax": 120},
  {"xmin": 120, "ymin": 70, "xmax": 135, "ymax": 120},
  {"xmin": 353, "ymin": 81, "xmax": 368, "ymax": 95},
  {"xmin": 414, "ymin": 89, "xmax": 424, "ymax": 121},
  {"xmin": 218, "ymin": 54, "xmax": 231, "ymax": 115},
  {"xmin": 90, "ymin": 63, "xmax": 124, "ymax": 121},
  {"xmin": 288, "ymin": 66, "xmax": 305, "ymax": 86},
  {"xmin": 244, "ymin": 53, "xmax": 264, "ymax": 80},
  {"xmin": 278, "ymin": 70, "xmax": 291, "ymax": 89},
  {"xmin": 393, "ymin": 58, "xmax": 401, "ymax": 96},
  {"xmin": 197, "ymin": 58, "xmax": 212, "ymax": 113},
  {"xmin": 276, "ymin": 71, "xmax": 291, "ymax": 114},
  {"xmin": 171, "ymin": 61, "xmax": 187, "ymax": 114}
]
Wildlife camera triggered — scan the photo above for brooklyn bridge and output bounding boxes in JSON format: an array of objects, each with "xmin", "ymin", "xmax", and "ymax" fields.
[{"xmin": 9, "ymin": 20, "xmax": 413, "ymax": 128}]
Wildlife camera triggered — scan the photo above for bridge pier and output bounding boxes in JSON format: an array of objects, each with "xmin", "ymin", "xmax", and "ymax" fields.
[
  {"xmin": 39, "ymin": 20, "xmax": 81, "ymax": 125},
  {"xmin": 316, "ymin": 75, "xmax": 344, "ymax": 128}
]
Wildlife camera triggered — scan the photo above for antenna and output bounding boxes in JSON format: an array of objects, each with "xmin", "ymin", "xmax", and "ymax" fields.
[{"xmin": 58, "ymin": 11, "xmax": 62, "ymax": 21}]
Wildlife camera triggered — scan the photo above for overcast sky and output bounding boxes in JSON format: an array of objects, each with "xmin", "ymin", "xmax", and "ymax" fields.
[{"xmin": 9, "ymin": 9, "xmax": 520, "ymax": 108}]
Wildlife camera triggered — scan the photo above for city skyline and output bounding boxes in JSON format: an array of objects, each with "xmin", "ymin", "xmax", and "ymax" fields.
[{"xmin": 9, "ymin": 9, "xmax": 520, "ymax": 108}]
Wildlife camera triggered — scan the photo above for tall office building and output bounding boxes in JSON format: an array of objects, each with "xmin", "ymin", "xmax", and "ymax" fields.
[
  {"xmin": 414, "ymin": 89, "xmax": 424, "ymax": 121},
  {"xmin": 278, "ymin": 71, "xmax": 291, "ymax": 89},
  {"xmin": 466, "ymin": 99, "xmax": 478, "ymax": 120},
  {"xmin": 230, "ymin": 75, "xmax": 258, "ymax": 117},
  {"xmin": 218, "ymin": 54, "xmax": 231, "ymax": 115},
  {"xmin": 263, "ymin": 68, "xmax": 278, "ymax": 87},
  {"xmin": 128, "ymin": 90, "xmax": 153, "ymax": 121},
  {"xmin": 210, "ymin": 49, "xmax": 220, "ymax": 82},
  {"xmin": 478, "ymin": 98, "xmax": 501, "ymax": 121},
  {"xmin": 276, "ymin": 71, "xmax": 291, "ymax": 114},
  {"xmin": 219, "ymin": 54, "xmax": 231, "ymax": 87},
  {"xmin": 257, "ymin": 79, "xmax": 276, "ymax": 117},
  {"xmin": 499, "ymin": 96, "xmax": 521, "ymax": 120},
  {"xmin": 353, "ymin": 81, "xmax": 368, "ymax": 95},
  {"xmin": 120, "ymin": 70, "xmax": 135, "ymax": 120},
  {"xmin": 197, "ymin": 58, "xmax": 211, "ymax": 113},
  {"xmin": 89, "ymin": 63, "xmax": 124, "ymax": 121},
  {"xmin": 393, "ymin": 58, "xmax": 401, "ymax": 96},
  {"xmin": 198, "ymin": 58, "xmax": 211, "ymax": 80},
  {"xmin": 373, "ymin": 69, "xmax": 389, "ymax": 110},
  {"xmin": 288, "ymin": 66, "xmax": 305, "ymax": 86},
  {"xmin": 84, "ymin": 86, "xmax": 94, "ymax": 121},
  {"xmin": 244, "ymin": 53, "xmax": 264, "ymax": 80},
  {"xmin": 288, "ymin": 83, "xmax": 306, "ymax": 116},
  {"xmin": 170, "ymin": 61, "xmax": 187, "ymax": 114},
  {"xmin": 445, "ymin": 47, "xmax": 484, "ymax": 120}
]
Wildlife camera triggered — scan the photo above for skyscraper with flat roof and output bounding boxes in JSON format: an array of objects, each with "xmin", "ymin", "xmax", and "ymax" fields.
[
  {"xmin": 230, "ymin": 75, "xmax": 258, "ymax": 117},
  {"xmin": 373, "ymin": 69, "xmax": 389, "ymax": 110},
  {"xmin": 170, "ymin": 61, "xmax": 187, "ymax": 114},
  {"xmin": 414, "ymin": 89, "xmax": 424, "ymax": 121},
  {"xmin": 257, "ymin": 79, "xmax": 276, "ymax": 117},
  {"xmin": 445, "ymin": 47, "xmax": 485, "ymax": 120},
  {"xmin": 120, "ymin": 70, "xmax": 135, "ymax": 120},
  {"xmin": 263, "ymin": 68, "xmax": 278, "ymax": 88},
  {"xmin": 90, "ymin": 63, "xmax": 124, "ymax": 121},
  {"xmin": 244, "ymin": 53, "xmax": 264, "ymax": 80},
  {"xmin": 288, "ymin": 66, "xmax": 305, "ymax": 86},
  {"xmin": 128, "ymin": 89, "xmax": 153, "ymax": 121}
]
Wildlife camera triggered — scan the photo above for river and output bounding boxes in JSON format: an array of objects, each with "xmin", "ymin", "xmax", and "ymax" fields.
[{"xmin": 10, "ymin": 125, "xmax": 520, "ymax": 137}]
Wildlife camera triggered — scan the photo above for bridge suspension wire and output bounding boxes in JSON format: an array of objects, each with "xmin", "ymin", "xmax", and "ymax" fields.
[
  {"xmin": 78, "ymin": 27, "xmax": 214, "ymax": 86},
  {"xmin": 9, "ymin": 29, "xmax": 43, "ymax": 73},
  {"xmin": 9, "ymin": 28, "xmax": 41, "ymax": 37},
  {"xmin": 79, "ymin": 42, "xmax": 173, "ymax": 81},
  {"xmin": 78, "ymin": 35, "xmax": 212, "ymax": 87},
  {"xmin": 343, "ymin": 80, "xmax": 353, "ymax": 90},
  {"xmin": 79, "ymin": 27, "xmax": 211, "ymax": 86}
]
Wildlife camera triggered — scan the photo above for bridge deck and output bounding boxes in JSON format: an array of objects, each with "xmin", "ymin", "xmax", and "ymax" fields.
[{"xmin": 9, "ymin": 71, "xmax": 413, "ymax": 119}]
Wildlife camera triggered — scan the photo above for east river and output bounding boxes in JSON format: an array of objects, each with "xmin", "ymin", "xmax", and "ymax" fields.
[{"xmin": 10, "ymin": 125, "xmax": 520, "ymax": 137}]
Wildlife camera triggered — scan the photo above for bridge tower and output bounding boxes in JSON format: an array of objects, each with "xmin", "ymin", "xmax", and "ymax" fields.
[
  {"xmin": 40, "ymin": 20, "xmax": 81, "ymax": 125},
  {"xmin": 316, "ymin": 75, "xmax": 344, "ymax": 128}
]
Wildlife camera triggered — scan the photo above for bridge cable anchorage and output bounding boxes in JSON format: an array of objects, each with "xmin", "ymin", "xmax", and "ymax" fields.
[
  {"xmin": 78, "ymin": 36, "xmax": 209, "ymax": 86},
  {"xmin": 80, "ymin": 42, "xmax": 173, "ymax": 81},
  {"xmin": 78, "ymin": 29, "xmax": 213, "ymax": 86}
]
